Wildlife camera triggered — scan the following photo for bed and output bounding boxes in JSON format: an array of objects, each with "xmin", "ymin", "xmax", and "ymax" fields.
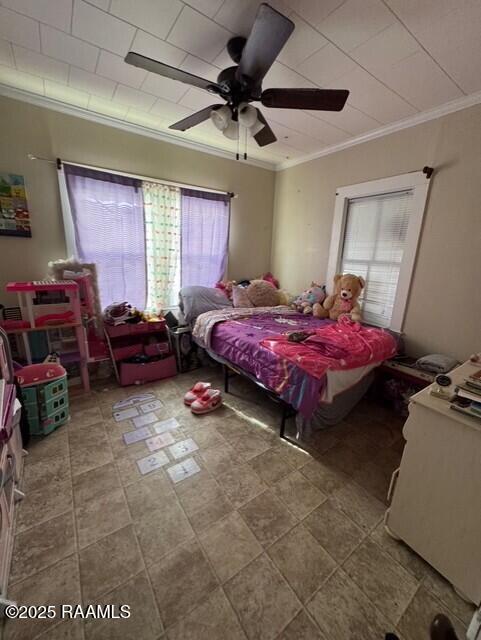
[{"xmin": 190, "ymin": 303, "xmax": 398, "ymax": 440}]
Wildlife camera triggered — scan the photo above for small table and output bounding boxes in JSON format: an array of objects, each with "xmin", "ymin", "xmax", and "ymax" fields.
[
  {"xmin": 375, "ymin": 358, "xmax": 435, "ymax": 417},
  {"xmin": 168, "ymin": 326, "xmax": 200, "ymax": 373}
]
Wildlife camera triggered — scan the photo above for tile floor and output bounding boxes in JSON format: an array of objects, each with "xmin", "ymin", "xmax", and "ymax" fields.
[{"xmin": 3, "ymin": 366, "xmax": 475, "ymax": 640}]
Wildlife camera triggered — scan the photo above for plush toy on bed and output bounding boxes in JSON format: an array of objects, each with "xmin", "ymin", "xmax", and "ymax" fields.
[
  {"xmin": 313, "ymin": 273, "xmax": 365, "ymax": 322},
  {"xmin": 215, "ymin": 279, "xmax": 236, "ymax": 300},
  {"xmin": 277, "ymin": 289, "xmax": 293, "ymax": 306},
  {"xmin": 292, "ymin": 282, "xmax": 326, "ymax": 315},
  {"xmin": 232, "ymin": 279, "xmax": 281, "ymax": 308},
  {"xmin": 246, "ymin": 279, "xmax": 280, "ymax": 307}
]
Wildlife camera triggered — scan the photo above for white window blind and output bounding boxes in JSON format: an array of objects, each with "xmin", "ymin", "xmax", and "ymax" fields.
[{"xmin": 340, "ymin": 189, "xmax": 414, "ymax": 328}]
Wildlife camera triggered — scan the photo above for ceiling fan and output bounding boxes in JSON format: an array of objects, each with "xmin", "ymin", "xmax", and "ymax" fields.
[{"xmin": 125, "ymin": 3, "xmax": 349, "ymax": 149}]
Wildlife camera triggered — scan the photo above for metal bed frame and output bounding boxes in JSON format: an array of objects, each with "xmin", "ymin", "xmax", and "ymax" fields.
[{"xmin": 221, "ymin": 362, "xmax": 299, "ymax": 445}]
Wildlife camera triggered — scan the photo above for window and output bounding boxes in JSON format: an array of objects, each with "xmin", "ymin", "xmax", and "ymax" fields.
[
  {"xmin": 326, "ymin": 172, "xmax": 431, "ymax": 331},
  {"xmin": 340, "ymin": 190, "xmax": 413, "ymax": 327},
  {"xmin": 58, "ymin": 163, "xmax": 230, "ymax": 311}
]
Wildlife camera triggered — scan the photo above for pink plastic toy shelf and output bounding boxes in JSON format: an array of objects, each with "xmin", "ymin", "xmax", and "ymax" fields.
[
  {"xmin": 49, "ymin": 271, "xmax": 108, "ymax": 363},
  {"xmin": 6, "ymin": 280, "xmax": 79, "ymax": 292},
  {"xmin": 2, "ymin": 280, "xmax": 90, "ymax": 392}
]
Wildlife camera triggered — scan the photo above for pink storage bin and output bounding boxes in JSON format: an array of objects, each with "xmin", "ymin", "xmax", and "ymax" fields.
[
  {"xmin": 119, "ymin": 355, "xmax": 177, "ymax": 386},
  {"xmin": 106, "ymin": 321, "xmax": 165, "ymax": 339},
  {"xmin": 112, "ymin": 343, "xmax": 143, "ymax": 361},
  {"xmin": 144, "ymin": 342, "xmax": 170, "ymax": 357}
]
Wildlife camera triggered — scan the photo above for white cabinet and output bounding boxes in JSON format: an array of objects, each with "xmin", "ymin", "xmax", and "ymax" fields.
[
  {"xmin": 0, "ymin": 328, "xmax": 25, "ymax": 606},
  {"xmin": 386, "ymin": 361, "xmax": 481, "ymax": 605},
  {"xmin": 0, "ymin": 410, "xmax": 24, "ymax": 604}
]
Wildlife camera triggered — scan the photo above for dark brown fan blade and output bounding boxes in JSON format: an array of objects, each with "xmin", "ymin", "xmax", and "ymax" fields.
[
  {"xmin": 169, "ymin": 105, "xmax": 222, "ymax": 131},
  {"xmin": 125, "ymin": 52, "xmax": 224, "ymax": 94},
  {"xmin": 261, "ymin": 88, "xmax": 349, "ymax": 111},
  {"xmin": 253, "ymin": 109, "xmax": 277, "ymax": 147},
  {"xmin": 236, "ymin": 4, "xmax": 294, "ymax": 87}
]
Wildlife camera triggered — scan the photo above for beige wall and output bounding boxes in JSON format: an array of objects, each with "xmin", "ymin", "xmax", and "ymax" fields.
[
  {"xmin": 1, "ymin": 95, "xmax": 479, "ymax": 360},
  {"xmin": 0, "ymin": 96, "xmax": 275, "ymax": 305},
  {"xmin": 272, "ymin": 104, "xmax": 481, "ymax": 360}
]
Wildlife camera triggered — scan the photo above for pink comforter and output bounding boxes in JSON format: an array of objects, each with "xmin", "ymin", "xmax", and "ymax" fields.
[{"xmin": 261, "ymin": 319, "xmax": 397, "ymax": 380}]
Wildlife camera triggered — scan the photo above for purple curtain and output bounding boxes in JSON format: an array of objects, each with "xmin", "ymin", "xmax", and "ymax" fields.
[
  {"xmin": 64, "ymin": 164, "xmax": 146, "ymax": 310},
  {"xmin": 181, "ymin": 189, "xmax": 230, "ymax": 288}
]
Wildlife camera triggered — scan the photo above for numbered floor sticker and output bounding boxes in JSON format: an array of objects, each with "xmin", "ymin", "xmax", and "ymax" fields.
[
  {"xmin": 167, "ymin": 457, "xmax": 201, "ymax": 484},
  {"xmin": 112, "ymin": 393, "xmax": 156, "ymax": 410},
  {"xmin": 136, "ymin": 451, "xmax": 169, "ymax": 475},
  {"xmin": 123, "ymin": 426, "xmax": 152, "ymax": 445},
  {"xmin": 113, "ymin": 407, "xmax": 139, "ymax": 422},
  {"xmin": 133, "ymin": 412, "xmax": 158, "ymax": 429},
  {"xmin": 153, "ymin": 417, "xmax": 180, "ymax": 434},
  {"xmin": 139, "ymin": 399, "xmax": 163, "ymax": 414},
  {"xmin": 145, "ymin": 433, "xmax": 175, "ymax": 452},
  {"xmin": 168, "ymin": 438, "xmax": 199, "ymax": 460}
]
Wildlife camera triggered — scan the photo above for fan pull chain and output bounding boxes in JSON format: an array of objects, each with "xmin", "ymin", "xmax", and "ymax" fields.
[{"xmin": 244, "ymin": 124, "xmax": 248, "ymax": 160}]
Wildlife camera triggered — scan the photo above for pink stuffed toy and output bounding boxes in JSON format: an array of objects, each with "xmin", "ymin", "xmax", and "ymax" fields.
[
  {"xmin": 261, "ymin": 272, "xmax": 280, "ymax": 289},
  {"xmin": 215, "ymin": 280, "xmax": 235, "ymax": 300},
  {"xmin": 292, "ymin": 282, "xmax": 326, "ymax": 315}
]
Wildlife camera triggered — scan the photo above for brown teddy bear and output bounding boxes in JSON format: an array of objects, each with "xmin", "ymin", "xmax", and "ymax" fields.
[
  {"xmin": 313, "ymin": 274, "xmax": 365, "ymax": 322},
  {"xmin": 245, "ymin": 279, "xmax": 280, "ymax": 307}
]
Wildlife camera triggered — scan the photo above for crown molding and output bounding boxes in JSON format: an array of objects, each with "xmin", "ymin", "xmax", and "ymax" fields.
[
  {"xmin": 277, "ymin": 90, "xmax": 481, "ymax": 171},
  {"xmin": 0, "ymin": 84, "xmax": 276, "ymax": 171},
  {"xmin": 2, "ymin": 83, "xmax": 481, "ymax": 174}
]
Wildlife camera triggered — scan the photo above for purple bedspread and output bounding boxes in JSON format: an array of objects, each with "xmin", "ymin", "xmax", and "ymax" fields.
[{"xmin": 211, "ymin": 313, "xmax": 333, "ymax": 418}]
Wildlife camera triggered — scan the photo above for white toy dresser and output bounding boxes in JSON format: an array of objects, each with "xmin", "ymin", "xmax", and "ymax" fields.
[{"xmin": 385, "ymin": 359, "xmax": 481, "ymax": 605}]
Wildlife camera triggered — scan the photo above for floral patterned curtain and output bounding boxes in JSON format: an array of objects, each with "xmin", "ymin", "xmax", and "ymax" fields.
[{"xmin": 143, "ymin": 182, "xmax": 181, "ymax": 311}]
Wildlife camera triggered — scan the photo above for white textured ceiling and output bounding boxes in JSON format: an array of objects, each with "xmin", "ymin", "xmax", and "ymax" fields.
[{"xmin": 0, "ymin": 0, "xmax": 480, "ymax": 168}]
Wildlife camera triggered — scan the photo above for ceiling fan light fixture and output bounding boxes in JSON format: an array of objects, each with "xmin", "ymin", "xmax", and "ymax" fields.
[
  {"xmin": 222, "ymin": 120, "xmax": 239, "ymax": 140},
  {"xmin": 238, "ymin": 102, "xmax": 258, "ymax": 128},
  {"xmin": 210, "ymin": 105, "xmax": 231, "ymax": 131},
  {"xmin": 134, "ymin": 3, "xmax": 347, "ymax": 152}
]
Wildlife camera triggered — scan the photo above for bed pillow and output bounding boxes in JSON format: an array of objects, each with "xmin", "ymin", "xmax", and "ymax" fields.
[
  {"xmin": 179, "ymin": 286, "xmax": 232, "ymax": 325},
  {"xmin": 232, "ymin": 285, "xmax": 253, "ymax": 308},
  {"xmin": 415, "ymin": 353, "xmax": 458, "ymax": 374}
]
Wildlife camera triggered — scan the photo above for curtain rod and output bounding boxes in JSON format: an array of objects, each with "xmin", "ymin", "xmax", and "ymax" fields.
[
  {"xmin": 57, "ymin": 158, "xmax": 235, "ymax": 197},
  {"xmin": 27, "ymin": 153, "xmax": 235, "ymax": 197}
]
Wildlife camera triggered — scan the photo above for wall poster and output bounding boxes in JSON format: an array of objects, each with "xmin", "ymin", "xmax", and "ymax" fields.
[{"xmin": 0, "ymin": 173, "xmax": 31, "ymax": 237}]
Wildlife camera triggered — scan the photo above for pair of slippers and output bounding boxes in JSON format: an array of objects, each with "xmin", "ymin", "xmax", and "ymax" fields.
[{"xmin": 184, "ymin": 382, "xmax": 222, "ymax": 415}]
